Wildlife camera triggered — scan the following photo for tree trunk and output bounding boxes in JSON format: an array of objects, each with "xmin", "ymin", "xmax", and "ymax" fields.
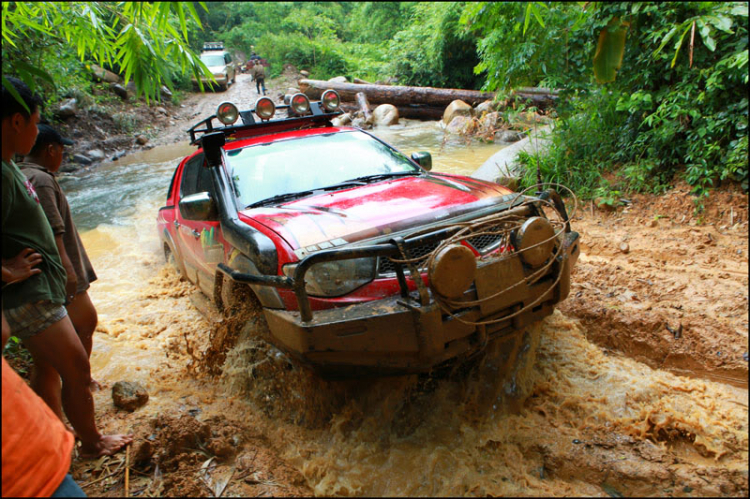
[
  {"xmin": 356, "ymin": 92, "xmax": 373, "ymax": 124},
  {"xmin": 299, "ymin": 79, "xmax": 496, "ymax": 107}
]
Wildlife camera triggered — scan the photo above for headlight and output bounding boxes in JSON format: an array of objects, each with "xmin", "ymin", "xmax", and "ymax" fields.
[{"xmin": 283, "ymin": 257, "xmax": 376, "ymax": 297}]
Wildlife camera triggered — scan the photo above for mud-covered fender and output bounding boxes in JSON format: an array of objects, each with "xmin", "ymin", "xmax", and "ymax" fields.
[{"xmin": 223, "ymin": 249, "xmax": 285, "ymax": 309}]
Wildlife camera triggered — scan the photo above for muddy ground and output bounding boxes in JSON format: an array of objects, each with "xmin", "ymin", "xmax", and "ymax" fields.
[
  {"xmin": 64, "ymin": 184, "xmax": 748, "ymax": 497},
  {"xmin": 14, "ymin": 69, "xmax": 749, "ymax": 496}
]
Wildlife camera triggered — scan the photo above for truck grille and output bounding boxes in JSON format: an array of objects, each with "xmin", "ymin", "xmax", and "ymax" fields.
[{"xmin": 377, "ymin": 233, "xmax": 505, "ymax": 276}]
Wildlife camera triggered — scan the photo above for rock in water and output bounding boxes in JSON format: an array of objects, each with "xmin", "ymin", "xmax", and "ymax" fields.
[
  {"xmin": 373, "ymin": 104, "xmax": 399, "ymax": 126},
  {"xmin": 112, "ymin": 381, "xmax": 149, "ymax": 411},
  {"xmin": 443, "ymin": 99, "xmax": 473, "ymax": 125}
]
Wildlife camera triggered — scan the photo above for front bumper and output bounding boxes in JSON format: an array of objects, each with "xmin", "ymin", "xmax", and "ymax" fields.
[
  {"xmin": 218, "ymin": 197, "xmax": 580, "ymax": 377},
  {"xmin": 262, "ymin": 231, "xmax": 579, "ymax": 377}
]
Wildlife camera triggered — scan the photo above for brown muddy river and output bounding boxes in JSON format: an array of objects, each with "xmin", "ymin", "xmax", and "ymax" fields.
[{"xmin": 61, "ymin": 121, "xmax": 748, "ymax": 497}]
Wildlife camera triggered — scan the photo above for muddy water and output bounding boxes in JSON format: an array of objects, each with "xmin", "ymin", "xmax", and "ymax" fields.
[{"xmin": 65, "ymin": 124, "xmax": 748, "ymax": 496}]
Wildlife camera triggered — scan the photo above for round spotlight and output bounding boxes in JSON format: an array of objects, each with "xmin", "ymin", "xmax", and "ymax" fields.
[
  {"xmin": 290, "ymin": 93, "xmax": 311, "ymax": 116},
  {"xmin": 254, "ymin": 97, "xmax": 276, "ymax": 120},
  {"xmin": 216, "ymin": 101, "xmax": 239, "ymax": 125},
  {"xmin": 428, "ymin": 244, "xmax": 477, "ymax": 299},
  {"xmin": 321, "ymin": 89, "xmax": 341, "ymax": 112},
  {"xmin": 513, "ymin": 217, "xmax": 556, "ymax": 268}
]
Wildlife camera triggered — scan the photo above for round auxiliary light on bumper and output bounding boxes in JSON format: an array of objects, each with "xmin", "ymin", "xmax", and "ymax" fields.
[
  {"xmin": 290, "ymin": 93, "xmax": 311, "ymax": 115},
  {"xmin": 216, "ymin": 101, "xmax": 239, "ymax": 125},
  {"xmin": 321, "ymin": 89, "xmax": 341, "ymax": 112},
  {"xmin": 254, "ymin": 97, "xmax": 276, "ymax": 120},
  {"xmin": 513, "ymin": 216, "xmax": 556, "ymax": 268},
  {"xmin": 428, "ymin": 244, "xmax": 477, "ymax": 299}
]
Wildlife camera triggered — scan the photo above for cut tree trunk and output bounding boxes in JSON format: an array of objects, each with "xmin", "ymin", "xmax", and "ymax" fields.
[
  {"xmin": 299, "ymin": 79, "xmax": 496, "ymax": 107},
  {"xmin": 356, "ymin": 92, "xmax": 373, "ymax": 124},
  {"xmin": 299, "ymin": 79, "xmax": 558, "ymax": 111}
]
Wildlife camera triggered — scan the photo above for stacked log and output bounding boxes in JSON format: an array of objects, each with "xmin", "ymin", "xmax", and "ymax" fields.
[{"xmin": 301, "ymin": 79, "xmax": 559, "ymax": 121}]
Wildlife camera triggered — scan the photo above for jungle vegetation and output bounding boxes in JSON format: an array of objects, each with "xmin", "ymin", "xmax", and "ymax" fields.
[{"xmin": 2, "ymin": 1, "xmax": 747, "ymax": 200}]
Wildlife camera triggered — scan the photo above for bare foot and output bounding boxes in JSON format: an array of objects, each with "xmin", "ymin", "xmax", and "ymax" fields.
[
  {"xmin": 89, "ymin": 378, "xmax": 103, "ymax": 392},
  {"xmin": 79, "ymin": 434, "xmax": 134, "ymax": 459}
]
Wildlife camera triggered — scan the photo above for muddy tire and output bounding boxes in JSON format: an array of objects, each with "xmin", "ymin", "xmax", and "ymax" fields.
[
  {"xmin": 163, "ymin": 243, "xmax": 186, "ymax": 278},
  {"xmin": 219, "ymin": 275, "xmax": 262, "ymax": 317}
]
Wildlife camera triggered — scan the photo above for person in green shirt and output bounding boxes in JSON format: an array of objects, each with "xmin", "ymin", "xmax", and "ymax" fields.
[{"xmin": 1, "ymin": 76, "xmax": 132, "ymax": 458}]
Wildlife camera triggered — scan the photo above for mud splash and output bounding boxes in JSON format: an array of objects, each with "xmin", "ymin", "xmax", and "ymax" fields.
[{"xmin": 62, "ymin": 121, "xmax": 747, "ymax": 496}]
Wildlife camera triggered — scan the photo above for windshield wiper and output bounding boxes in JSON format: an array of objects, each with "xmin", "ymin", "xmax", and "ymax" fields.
[
  {"xmin": 349, "ymin": 171, "xmax": 422, "ymax": 184},
  {"xmin": 247, "ymin": 190, "xmax": 316, "ymax": 208},
  {"xmin": 246, "ymin": 172, "xmax": 422, "ymax": 208}
]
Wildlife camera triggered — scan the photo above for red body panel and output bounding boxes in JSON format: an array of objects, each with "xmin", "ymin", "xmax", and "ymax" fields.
[
  {"xmin": 243, "ymin": 174, "xmax": 512, "ymax": 251},
  {"xmin": 157, "ymin": 125, "xmax": 514, "ymax": 311}
]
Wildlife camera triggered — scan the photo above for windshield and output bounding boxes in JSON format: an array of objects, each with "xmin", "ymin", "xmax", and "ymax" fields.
[
  {"xmin": 201, "ymin": 54, "xmax": 225, "ymax": 67},
  {"xmin": 226, "ymin": 130, "xmax": 420, "ymax": 208}
]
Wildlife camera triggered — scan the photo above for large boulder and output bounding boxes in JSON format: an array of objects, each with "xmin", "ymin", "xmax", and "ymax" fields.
[
  {"xmin": 328, "ymin": 76, "xmax": 348, "ymax": 84},
  {"xmin": 91, "ymin": 64, "xmax": 120, "ymax": 84},
  {"xmin": 372, "ymin": 104, "xmax": 399, "ymax": 126},
  {"xmin": 442, "ymin": 100, "xmax": 473, "ymax": 125},
  {"xmin": 56, "ymin": 98, "xmax": 78, "ymax": 119},
  {"xmin": 112, "ymin": 381, "xmax": 149, "ymax": 411}
]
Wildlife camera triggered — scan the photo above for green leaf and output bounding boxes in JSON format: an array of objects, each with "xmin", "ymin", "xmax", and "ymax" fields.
[
  {"xmin": 530, "ymin": 3, "xmax": 545, "ymax": 28},
  {"xmin": 697, "ymin": 19, "xmax": 716, "ymax": 52},
  {"xmin": 523, "ymin": 3, "xmax": 532, "ymax": 36},
  {"xmin": 653, "ymin": 25, "xmax": 680, "ymax": 57},
  {"xmin": 2, "ymin": 75, "xmax": 30, "ymax": 114},
  {"xmin": 594, "ymin": 17, "xmax": 630, "ymax": 84},
  {"xmin": 670, "ymin": 23, "xmax": 692, "ymax": 68},
  {"xmin": 14, "ymin": 60, "xmax": 56, "ymax": 86}
]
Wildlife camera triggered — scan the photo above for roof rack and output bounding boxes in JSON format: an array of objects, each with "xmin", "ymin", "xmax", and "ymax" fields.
[
  {"xmin": 187, "ymin": 102, "xmax": 342, "ymax": 146},
  {"xmin": 202, "ymin": 41, "xmax": 224, "ymax": 51}
]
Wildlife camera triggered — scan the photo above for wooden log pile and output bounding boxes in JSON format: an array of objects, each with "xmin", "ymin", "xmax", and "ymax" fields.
[{"xmin": 299, "ymin": 79, "xmax": 559, "ymax": 121}]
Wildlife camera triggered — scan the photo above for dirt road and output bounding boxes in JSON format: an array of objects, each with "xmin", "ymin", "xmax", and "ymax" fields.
[{"xmin": 62, "ymin": 79, "xmax": 748, "ymax": 496}]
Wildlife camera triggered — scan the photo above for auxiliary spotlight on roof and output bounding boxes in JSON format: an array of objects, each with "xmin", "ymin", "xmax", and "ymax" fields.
[
  {"xmin": 216, "ymin": 101, "xmax": 239, "ymax": 125},
  {"xmin": 320, "ymin": 89, "xmax": 341, "ymax": 112},
  {"xmin": 254, "ymin": 97, "xmax": 276, "ymax": 121},
  {"xmin": 290, "ymin": 93, "xmax": 311, "ymax": 116}
]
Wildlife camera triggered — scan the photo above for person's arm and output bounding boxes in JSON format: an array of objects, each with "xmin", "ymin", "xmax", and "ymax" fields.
[
  {"xmin": 54, "ymin": 234, "xmax": 77, "ymax": 300},
  {"xmin": 2, "ymin": 248, "xmax": 43, "ymax": 285}
]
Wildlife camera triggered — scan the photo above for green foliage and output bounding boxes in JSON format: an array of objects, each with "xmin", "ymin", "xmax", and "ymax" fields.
[
  {"xmin": 386, "ymin": 2, "xmax": 481, "ymax": 88},
  {"xmin": 2, "ymin": 1, "xmax": 213, "ymax": 105},
  {"xmin": 470, "ymin": 1, "xmax": 748, "ymax": 199}
]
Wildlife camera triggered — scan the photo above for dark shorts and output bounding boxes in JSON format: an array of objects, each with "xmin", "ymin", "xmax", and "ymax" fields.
[
  {"xmin": 51, "ymin": 474, "xmax": 87, "ymax": 497},
  {"xmin": 4, "ymin": 300, "xmax": 68, "ymax": 340}
]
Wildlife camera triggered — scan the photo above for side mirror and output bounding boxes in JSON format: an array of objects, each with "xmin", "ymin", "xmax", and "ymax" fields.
[
  {"xmin": 411, "ymin": 151, "xmax": 432, "ymax": 171},
  {"xmin": 179, "ymin": 192, "xmax": 218, "ymax": 221},
  {"xmin": 202, "ymin": 132, "xmax": 226, "ymax": 168}
]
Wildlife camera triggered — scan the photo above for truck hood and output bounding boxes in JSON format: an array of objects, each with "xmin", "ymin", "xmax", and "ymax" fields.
[{"xmin": 240, "ymin": 174, "xmax": 514, "ymax": 255}]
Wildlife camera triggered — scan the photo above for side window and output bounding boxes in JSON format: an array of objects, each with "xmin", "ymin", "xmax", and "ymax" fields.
[{"xmin": 180, "ymin": 153, "xmax": 209, "ymax": 197}]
